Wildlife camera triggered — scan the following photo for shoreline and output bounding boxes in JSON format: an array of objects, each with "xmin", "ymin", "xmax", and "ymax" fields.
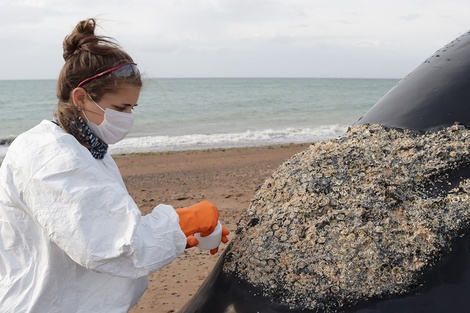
[{"xmin": 116, "ymin": 143, "xmax": 310, "ymax": 313}]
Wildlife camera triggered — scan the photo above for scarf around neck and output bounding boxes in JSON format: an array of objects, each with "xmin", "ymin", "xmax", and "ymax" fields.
[{"xmin": 54, "ymin": 112, "xmax": 108, "ymax": 160}]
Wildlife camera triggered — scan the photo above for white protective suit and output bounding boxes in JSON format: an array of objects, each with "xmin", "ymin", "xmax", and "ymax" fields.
[{"xmin": 0, "ymin": 120, "xmax": 187, "ymax": 312}]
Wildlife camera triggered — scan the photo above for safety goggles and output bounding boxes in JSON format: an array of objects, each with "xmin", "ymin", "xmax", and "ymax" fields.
[{"xmin": 77, "ymin": 62, "xmax": 140, "ymax": 88}]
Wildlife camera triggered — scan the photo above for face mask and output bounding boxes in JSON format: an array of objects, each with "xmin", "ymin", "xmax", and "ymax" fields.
[{"xmin": 83, "ymin": 95, "xmax": 135, "ymax": 144}]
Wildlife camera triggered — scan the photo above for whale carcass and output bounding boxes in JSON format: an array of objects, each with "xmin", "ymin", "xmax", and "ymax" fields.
[{"xmin": 180, "ymin": 30, "xmax": 470, "ymax": 313}]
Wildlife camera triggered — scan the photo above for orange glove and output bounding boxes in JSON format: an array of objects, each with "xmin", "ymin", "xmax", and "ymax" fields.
[
  {"xmin": 209, "ymin": 225, "xmax": 230, "ymax": 255},
  {"xmin": 175, "ymin": 200, "xmax": 220, "ymax": 237},
  {"xmin": 185, "ymin": 235, "xmax": 199, "ymax": 249}
]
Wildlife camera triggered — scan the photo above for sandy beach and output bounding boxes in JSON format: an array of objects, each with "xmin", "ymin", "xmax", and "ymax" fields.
[{"xmin": 114, "ymin": 143, "xmax": 310, "ymax": 313}]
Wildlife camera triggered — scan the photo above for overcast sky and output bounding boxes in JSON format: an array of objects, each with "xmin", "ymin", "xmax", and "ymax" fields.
[{"xmin": 1, "ymin": 0, "xmax": 469, "ymax": 80}]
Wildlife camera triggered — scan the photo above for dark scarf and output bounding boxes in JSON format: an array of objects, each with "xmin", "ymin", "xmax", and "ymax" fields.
[{"xmin": 54, "ymin": 112, "xmax": 108, "ymax": 160}]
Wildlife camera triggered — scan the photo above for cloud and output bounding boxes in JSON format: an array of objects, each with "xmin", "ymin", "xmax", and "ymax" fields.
[
  {"xmin": 1, "ymin": 0, "xmax": 470, "ymax": 79},
  {"xmin": 398, "ymin": 14, "xmax": 421, "ymax": 21}
]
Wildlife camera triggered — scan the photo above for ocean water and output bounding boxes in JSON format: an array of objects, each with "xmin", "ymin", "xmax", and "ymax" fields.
[{"xmin": 0, "ymin": 78, "xmax": 398, "ymax": 161}]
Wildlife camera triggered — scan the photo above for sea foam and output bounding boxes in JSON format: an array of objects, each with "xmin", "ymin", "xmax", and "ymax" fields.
[
  {"xmin": 108, "ymin": 125, "xmax": 347, "ymax": 155},
  {"xmin": 0, "ymin": 125, "xmax": 347, "ymax": 162}
]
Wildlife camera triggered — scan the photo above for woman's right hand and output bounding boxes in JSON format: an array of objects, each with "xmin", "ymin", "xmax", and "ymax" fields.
[{"xmin": 175, "ymin": 200, "xmax": 220, "ymax": 237}]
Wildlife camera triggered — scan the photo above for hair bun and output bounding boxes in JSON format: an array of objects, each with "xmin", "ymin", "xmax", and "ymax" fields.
[
  {"xmin": 62, "ymin": 18, "xmax": 121, "ymax": 61},
  {"xmin": 62, "ymin": 18, "xmax": 97, "ymax": 61}
]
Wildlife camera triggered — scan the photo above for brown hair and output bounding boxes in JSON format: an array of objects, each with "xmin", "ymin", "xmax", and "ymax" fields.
[{"xmin": 55, "ymin": 18, "xmax": 142, "ymax": 136}]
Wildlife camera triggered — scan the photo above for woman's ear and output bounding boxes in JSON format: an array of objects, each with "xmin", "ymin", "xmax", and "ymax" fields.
[{"xmin": 71, "ymin": 88, "xmax": 88, "ymax": 110}]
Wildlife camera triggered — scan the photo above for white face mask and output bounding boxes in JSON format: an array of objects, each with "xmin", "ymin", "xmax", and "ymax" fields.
[{"xmin": 83, "ymin": 95, "xmax": 135, "ymax": 144}]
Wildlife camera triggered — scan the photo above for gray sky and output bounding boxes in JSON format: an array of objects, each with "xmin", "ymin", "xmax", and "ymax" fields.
[{"xmin": 1, "ymin": 0, "xmax": 469, "ymax": 80}]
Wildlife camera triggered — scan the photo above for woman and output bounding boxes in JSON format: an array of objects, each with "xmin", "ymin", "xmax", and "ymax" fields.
[{"xmin": 0, "ymin": 18, "xmax": 229, "ymax": 312}]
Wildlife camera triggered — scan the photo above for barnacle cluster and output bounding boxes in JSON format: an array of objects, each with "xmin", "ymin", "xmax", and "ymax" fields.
[{"xmin": 223, "ymin": 124, "xmax": 470, "ymax": 312}]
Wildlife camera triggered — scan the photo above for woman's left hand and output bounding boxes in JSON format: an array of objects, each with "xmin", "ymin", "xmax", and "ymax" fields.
[
  {"xmin": 209, "ymin": 225, "xmax": 230, "ymax": 255},
  {"xmin": 185, "ymin": 235, "xmax": 199, "ymax": 249},
  {"xmin": 185, "ymin": 225, "xmax": 230, "ymax": 254}
]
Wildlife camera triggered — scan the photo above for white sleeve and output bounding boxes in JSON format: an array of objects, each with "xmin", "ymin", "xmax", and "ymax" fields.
[{"xmin": 23, "ymin": 151, "xmax": 186, "ymax": 279}]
